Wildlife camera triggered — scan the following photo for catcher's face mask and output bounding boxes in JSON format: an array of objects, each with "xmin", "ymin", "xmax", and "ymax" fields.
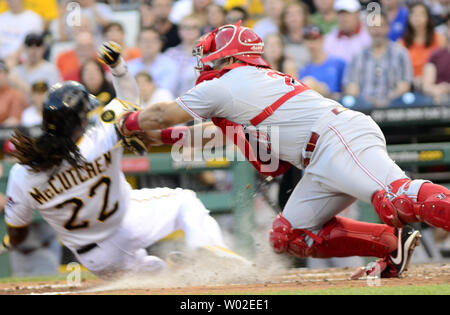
[{"xmin": 192, "ymin": 21, "xmax": 270, "ymax": 71}]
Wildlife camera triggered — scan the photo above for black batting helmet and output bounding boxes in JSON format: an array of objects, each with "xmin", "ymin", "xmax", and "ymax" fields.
[{"xmin": 43, "ymin": 81, "xmax": 100, "ymax": 137}]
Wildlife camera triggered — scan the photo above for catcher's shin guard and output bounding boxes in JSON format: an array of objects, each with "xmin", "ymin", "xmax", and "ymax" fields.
[
  {"xmin": 372, "ymin": 179, "xmax": 450, "ymax": 231},
  {"xmin": 269, "ymin": 215, "xmax": 397, "ymax": 259}
]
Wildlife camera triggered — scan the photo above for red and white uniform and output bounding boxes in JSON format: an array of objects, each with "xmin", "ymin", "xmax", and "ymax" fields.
[
  {"xmin": 178, "ymin": 66, "xmax": 338, "ymax": 169},
  {"xmin": 171, "ymin": 22, "xmax": 450, "ymax": 271},
  {"xmin": 176, "ymin": 65, "xmax": 407, "ymax": 230}
]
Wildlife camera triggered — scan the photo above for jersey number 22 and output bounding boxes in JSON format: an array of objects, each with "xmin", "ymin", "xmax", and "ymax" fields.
[{"xmin": 56, "ymin": 176, "xmax": 119, "ymax": 231}]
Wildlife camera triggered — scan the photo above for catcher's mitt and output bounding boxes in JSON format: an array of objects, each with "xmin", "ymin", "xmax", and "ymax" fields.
[{"xmin": 115, "ymin": 110, "xmax": 148, "ymax": 155}]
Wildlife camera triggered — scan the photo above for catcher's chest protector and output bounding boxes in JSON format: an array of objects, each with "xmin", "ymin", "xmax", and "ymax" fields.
[{"xmin": 197, "ymin": 64, "xmax": 310, "ymax": 177}]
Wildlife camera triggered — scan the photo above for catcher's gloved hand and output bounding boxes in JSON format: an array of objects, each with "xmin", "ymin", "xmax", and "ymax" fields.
[
  {"xmin": 97, "ymin": 41, "xmax": 122, "ymax": 67},
  {"xmin": 115, "ymin": 110, "xmax": 148, "ymax": 155}
]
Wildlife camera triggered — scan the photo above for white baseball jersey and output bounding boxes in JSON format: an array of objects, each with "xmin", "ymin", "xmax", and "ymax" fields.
[
  {"xmin": 5, "ymin": 99, "xmax": 133, "ymax": 249},
  {"xmin": 176, "ymin": 66, "xmax": 340, "ymax": 168}
]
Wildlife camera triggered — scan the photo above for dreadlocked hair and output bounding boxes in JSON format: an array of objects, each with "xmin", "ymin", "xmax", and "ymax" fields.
[{"xmin": 11, "ymin": 129, "xmax": 86, "ymax": 173}]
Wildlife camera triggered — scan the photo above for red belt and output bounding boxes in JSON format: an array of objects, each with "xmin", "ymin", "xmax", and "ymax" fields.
[
  {"xmin": 303, "ymin": 132, "xmax": 319, "ymax": 167},
  {"xmin": 303, "ymin": 107, "xmax": 348, "ymax": 167}
]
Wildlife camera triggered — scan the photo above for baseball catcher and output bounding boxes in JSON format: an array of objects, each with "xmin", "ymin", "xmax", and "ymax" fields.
[{"xmin": 114, "ymin": 22, "xmax": 450, "ymax": 278}]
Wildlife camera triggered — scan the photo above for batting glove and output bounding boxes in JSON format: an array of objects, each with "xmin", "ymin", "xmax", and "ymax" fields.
[{"xmin": 98, "ymin": 41, "xmax": 122, "ymax": 67}]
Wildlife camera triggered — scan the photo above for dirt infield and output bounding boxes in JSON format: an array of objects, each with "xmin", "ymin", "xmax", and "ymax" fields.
[{"xmin": 0, "ymin": 263, "xmax": 448, "ymax": 295}]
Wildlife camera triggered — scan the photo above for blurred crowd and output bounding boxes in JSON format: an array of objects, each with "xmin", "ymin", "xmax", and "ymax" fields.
[{"xmin": 0, "ymin": 0, "xmax": 448, "ymax": 130}]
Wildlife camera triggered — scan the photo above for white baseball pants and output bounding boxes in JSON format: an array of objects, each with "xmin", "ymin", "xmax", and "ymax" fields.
[
  {"xmin": 283, "ymin": 109, "xmax": 407, "ymax": 231},
  {"xmin": 73, "ymin": 188, "xmax": 226, "ymax": 276}
]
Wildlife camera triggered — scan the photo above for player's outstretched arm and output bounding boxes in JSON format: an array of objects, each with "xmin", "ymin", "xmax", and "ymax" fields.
[
  {"xmin": 143, "ymin": 122, "xmax": 227, "ymax": 149},
  {"xmin": 98, "ymin": 41, "xmax": 139, "ymax": 104},
  {"xmin": 117, "ymin": 100, "xmax": 193, "ymax": 137}
]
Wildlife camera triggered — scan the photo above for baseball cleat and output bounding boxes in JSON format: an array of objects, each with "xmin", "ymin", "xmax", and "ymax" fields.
[{"xmin": 351, "ymin": 225, "xmax": 421, "ymax": 279}]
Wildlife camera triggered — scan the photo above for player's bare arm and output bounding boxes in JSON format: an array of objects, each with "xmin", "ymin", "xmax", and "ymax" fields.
[
  {"xmin": 6, "ymin": 226, "xmax": 28, "ymax": 248},
  {"xmin": 388, "ymin": 81, "xmax": 411, "ymax": 101},
  {"xmin": 138, "ymin": 101, "xmax": 194, "ymax": 131},
  {"xmin": 143, "ymin": 122, "xmax": 227, "ymax": 149},
  {"xmin": 98, "ymin": 41, "xmax": 139, "ymax": 103}
]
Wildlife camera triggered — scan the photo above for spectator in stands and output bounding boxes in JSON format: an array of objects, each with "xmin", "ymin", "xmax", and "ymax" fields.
[
  {"xmin": 20, "ymin": 81, "xmax": 47, "ymax": 127},
  {"xmin": 299, "ymin": 25, "xmax": 346, "ymax": 100},
  {"xmin": 168, "ymin": 0, "xmax": 213, "ymax": 26},
  {"xmin": 0, "ymin": 0, "xmax": 43, "ymax": 66},
  {"xmin": 222, "ymin": 0, "xmax": 265, "ymax": 25},
  {"xmin": 343, "ymin": 12, "xmax": 413, "ymax": 108},
  {"xmin": 400, "ymin": 2, "xmax": 446, "ymax": 89},
  {"xmin": 0, "ymin": 0, "xmax": 58, "ymax": 32},
  {"xmin": 139, "ymin": 0, "xmax": 155, "ymax": 29},
  {"xmin": 225, "ymin": 6, "xmax": 249, "ymax": 25},
  {"xmin": 54, "ymin": 0, "xmax": 113, "ymax": 44},
  {"xmin": 151, "ymin": 0, "xmax": 181, "ymax": 51},
  {"xmin": 253, "ymin": 0, "xmax": 285, "ymax": 40},
  {"xmin": 428, "ymin": 0, "xmax": 449, "ymax": 27},
  {"xmin": 168, "ymin": 0, "xmax": 192, "ymax": 25},
  {"xmin": 263, "ymin": 33, "xmax": 297, "ymax": 78},
  {"xmin": 164, "ymin": 15, "xmax": 201, "ymax": 97},
  {"xmin": 56, "ymin": 31, "xmax": 96, "ymax": 81},
  {"xmin": 311, "ymin": 0, "xmax": 337, "ymax": 34},
  {"xmin": 323, "ymin": 0, "xmax": 371, "ymax": 63},
  {"xmin": 53, "ymin": 0, "xmax": 89, "ymax": 42},
  {"xmin": 77, "ymin": 0, "xmax": 114, "ymax": 43},
  {"xmin": 279, "ymin": 1, "xmax": 311, "ymax": 71},
  {"xmin": 191, "ymin": 0, "xmax": 213, "ymax": 25},
  {"xmin": 381, "ymin": 0, "xmax": 409, "ymax": 42},
  {"xmin": 103, "ymin": 22, "xmax": 141, "ymax": 62},
  {"xmin": 423, "ymin": 18, "xmax": 450, "ymax": 105},
  {"xmin": 11, "ymin": 33, "xmax": 61, "ymax": 94},
  {"xmin": 80, "ymin": 59, "xmax": 116, "ymax": 109},
  {"xmin": 127, "ymin": 27, "xmax": 178, "ymax": 95},
  {"xmin": 203, "ymin": 3, "xmax": 226, "ymax": 33},
  {"xmin": 136, "ymin": 72, "xmax": 174, "ymax": 108},
  {"xmin": 0, "ymin": 60, "xmax": 28, "ymax": 126}
]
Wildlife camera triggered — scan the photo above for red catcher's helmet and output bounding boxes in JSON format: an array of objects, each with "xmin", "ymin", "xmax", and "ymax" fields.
[{"xmin": 193, "ymin": 21, "xmax": 271, "ymax": 70}]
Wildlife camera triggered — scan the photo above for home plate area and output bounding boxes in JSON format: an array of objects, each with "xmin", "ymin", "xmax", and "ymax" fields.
[{"xmin": 0, "ymin": 263, "xmax": 448, "ymax": 295}]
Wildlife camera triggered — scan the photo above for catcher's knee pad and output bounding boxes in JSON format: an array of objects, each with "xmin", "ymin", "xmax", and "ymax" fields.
[
  {"xmin": 269, "ymin": 215, "xmax": 313, "ymax": 258},
  {"xmin": 372, "ymin": 192, "xmax": 417, "ymax": 228},
  {"xmin": 417, "ymin": 190, "xmax": 450, "ymax": 231},
  {"xmin": 373, "ymin": 179, "xmax": 450, "ymax": 231},
  {"xmin": 269, "ymin": 215, "xmax": 397, "ymax": 259}
]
